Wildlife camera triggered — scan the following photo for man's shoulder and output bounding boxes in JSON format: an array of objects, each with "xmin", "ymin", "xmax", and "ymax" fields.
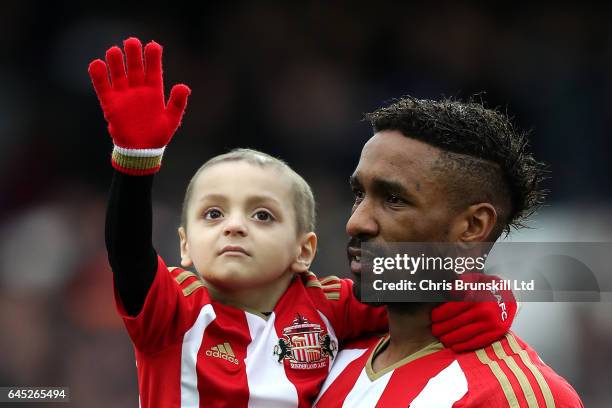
[{"xmin": 454, "ymin": 332, "xmax": 583, "ymax": 407}]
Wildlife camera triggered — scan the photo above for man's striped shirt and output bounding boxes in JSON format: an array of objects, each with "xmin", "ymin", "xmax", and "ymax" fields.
[{"xmin": 314, "ymin": 332, "xmax": 582, "ymax": 407}]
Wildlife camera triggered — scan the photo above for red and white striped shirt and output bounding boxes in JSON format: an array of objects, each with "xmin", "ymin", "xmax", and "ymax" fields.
[
  {"xmin": 314, "ymin": 332, "xmax": 582, "ymax": 407},
  {"xmin": 114, "ymin": 256, "xmax": 387, "ymax": 407}
]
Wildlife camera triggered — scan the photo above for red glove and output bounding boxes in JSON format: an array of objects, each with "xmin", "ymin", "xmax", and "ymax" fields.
[
  {"xmin": 431, "ymin": 273, "xmax": 518, "ymax": 352},
  {"xmin": 88, "ymin": 37, "xmax": 191, "ymax": 175}
]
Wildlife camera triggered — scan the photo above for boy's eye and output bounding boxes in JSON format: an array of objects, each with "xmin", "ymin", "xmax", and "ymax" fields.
[
  {"xmin": 204, "ymin": 209, "xmax": 223, "ymax": 219},
  {"xmin": 253, "ymin": 210, "xmax": 274, "ymax": 222}
]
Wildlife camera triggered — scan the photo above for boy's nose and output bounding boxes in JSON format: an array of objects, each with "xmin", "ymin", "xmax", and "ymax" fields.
[{"xmin": 223, "ymin": 216, "xmax": 248, "ymax": 237}]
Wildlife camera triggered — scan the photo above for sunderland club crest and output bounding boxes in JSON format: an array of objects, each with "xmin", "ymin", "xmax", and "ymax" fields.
[{"xmin": 274, "ymin": 314, "xmax": 337, "ymax": 370}]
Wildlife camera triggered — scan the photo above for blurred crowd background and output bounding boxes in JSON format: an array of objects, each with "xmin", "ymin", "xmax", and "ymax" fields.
[{"xmin": 1, "ymin": 2, "xmax": 611, "ymax": 407}]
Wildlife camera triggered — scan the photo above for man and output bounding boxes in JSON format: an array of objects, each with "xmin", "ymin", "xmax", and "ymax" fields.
[{"xmin": 314, "ymin": 97, "xmax": 583, "ymax": 407}]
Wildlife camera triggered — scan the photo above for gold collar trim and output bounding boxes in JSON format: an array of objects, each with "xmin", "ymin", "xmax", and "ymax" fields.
[{"xmin": 365, "ymin": 336, "xmax": 444, "ymax": 381}]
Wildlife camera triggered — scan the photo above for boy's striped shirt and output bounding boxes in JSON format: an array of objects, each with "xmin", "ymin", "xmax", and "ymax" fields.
[{"xmin": 115, "ymin": 256, "xmax": 387, "ymax": 408}]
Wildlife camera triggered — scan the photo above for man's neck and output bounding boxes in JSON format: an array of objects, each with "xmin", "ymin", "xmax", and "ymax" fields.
[{"xmin": 371, "ymin": 303, "xmax": 437, "ymax": 373}]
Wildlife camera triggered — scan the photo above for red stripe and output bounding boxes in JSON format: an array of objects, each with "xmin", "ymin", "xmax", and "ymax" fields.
[
  {"xmin": 197, "ymin": 304, "xmax": 251, "ymax": 407},
  {"xmin": 321, "ymin": 280, "xmax": 341, "ymax": 285},
  {"xmin": 274, "ymin": 281, "xmax": 330, "ymax": 408},
  {"xmin": 454, "ymin": 351, "xmax": 509, "ymax": 406},
  {"xmin": 135, "ymin": 342, "xmax": 182, "ymax": 406},
  {"xmin": 376, "ymin": 349, "xmax": 455, "ymax": 407}
]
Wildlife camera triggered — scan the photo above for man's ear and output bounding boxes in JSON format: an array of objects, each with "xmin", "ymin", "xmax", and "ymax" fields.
[
  {"xmin": 178, "ymin": 226, "xmax": 193, "ymax": 268},
  {"xmin": 452, "ymin": 203, "xmax": 498, "ymax": 243},
  {"xmin": 291, "ymin": 232, "xmax": 318, "ymax": 273}
]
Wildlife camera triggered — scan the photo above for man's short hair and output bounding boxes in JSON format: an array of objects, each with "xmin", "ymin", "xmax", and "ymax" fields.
[
  {"xmin": 365, "ymin": 96, "xmax": 546, "ymax": 239},
  {"xmin": 181, "ymin": 148, "xmax": 316, "ymax": 235}
]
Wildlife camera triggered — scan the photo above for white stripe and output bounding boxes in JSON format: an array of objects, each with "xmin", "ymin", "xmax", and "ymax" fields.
[
  {"xmin": 181, "ymin": 304, "xmax": 216, "ymax": 408},
  {"xmin": 410, "ymin": 360, "xmax": 468, "ymax": 407},
  {"xmin": 314, "ymin": 347, "xmax": 369, "ymax": 406},
  {"xmin": 342, "ymin": 368, "xmax": 393, "ymax": 407},
  {"xmin": 245, "ymin": 312, "xmax": 298, "ymax": 408},
  {"xmin": 316, "ymin": 311, "xmax": 338, "ymax": 372},
  {"xmin": 114, "ymin": 145, "xmax": 166, "ymax": 157}
]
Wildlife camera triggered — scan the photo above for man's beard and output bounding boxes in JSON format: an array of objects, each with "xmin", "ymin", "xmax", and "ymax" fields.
[
  {"xmin": 349, "ymin": 239, "xmax": 426, "ymax": 313},
  {"xmin": 348, "ymin": 236, "xmax": 435, "ymax": 314},
  {"xmin": 351, "ymin": 278, "xmax": 427, "ymax": 313}
]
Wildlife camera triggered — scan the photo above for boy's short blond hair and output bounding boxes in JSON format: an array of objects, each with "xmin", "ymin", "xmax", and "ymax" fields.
[{"xmin": 181, "ymin": 148, "xmax": 316, "ymax": 235}]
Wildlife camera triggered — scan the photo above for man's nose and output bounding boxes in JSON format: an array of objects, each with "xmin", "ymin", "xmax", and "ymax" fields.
[
  {"xmin": 223, "ymin": 215, "xmax": 248, "ymax": 237},
  {"xmin": 346, "ymin": 199, "xmax": 378, "ymax": 238}
]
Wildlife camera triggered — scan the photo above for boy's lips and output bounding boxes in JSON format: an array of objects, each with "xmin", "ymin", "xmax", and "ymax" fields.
[{"xmin": 219, "ymin": 246, "xmax": 250, "ymax": 256}]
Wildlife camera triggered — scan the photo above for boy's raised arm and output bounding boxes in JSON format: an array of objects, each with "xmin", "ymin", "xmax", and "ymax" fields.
[{"xmin": 89, "ymin": 37, "xmax": 190, "ymax": 316}]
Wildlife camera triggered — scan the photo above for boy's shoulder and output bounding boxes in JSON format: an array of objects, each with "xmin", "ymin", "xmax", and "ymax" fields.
[
  {"xmin": 164, "ymin": 264, "xmax": 206, "ymax": 297},
  {"xmin": 299, "ymin": 271, "xmax": 349, "ymax": 302}
]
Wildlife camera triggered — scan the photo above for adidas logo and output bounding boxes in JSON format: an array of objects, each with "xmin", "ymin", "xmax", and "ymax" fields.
[{"xmin": 205, "ymin": 342, "xmax": 240, "ymax": 365}]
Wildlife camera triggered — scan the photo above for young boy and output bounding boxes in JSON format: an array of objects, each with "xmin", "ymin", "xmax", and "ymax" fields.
[{"xmin": 89, "ymin": 37, "xmax": 517, "ymax": 407}]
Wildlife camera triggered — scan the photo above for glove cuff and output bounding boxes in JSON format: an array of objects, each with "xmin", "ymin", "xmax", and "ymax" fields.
[{"xmin": 111, "ymin": 145, "xmax": 166, "ymax": 175}]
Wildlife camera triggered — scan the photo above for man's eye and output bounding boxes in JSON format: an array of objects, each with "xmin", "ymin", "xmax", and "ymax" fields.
[
  {"xmin": 386, "ymin": 194, "xmax": 404, "ymax": 205},
  {"xmin": 253, "ymin": 210, "xmax": 274, "ymax": 222},
  {"xmin": 353, "ymin": 189, "xmax": 364, "ymax": 202},
  {"xmin": 204, "ymin": 209, "xmax": 223, "ymax": 219}
]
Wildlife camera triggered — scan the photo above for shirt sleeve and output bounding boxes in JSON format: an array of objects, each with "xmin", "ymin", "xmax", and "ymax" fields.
[
  {"xmin": 105, "ymin": 170, "xmax": 158, "ymax": 317},
  {"xmin": 114, "ymin": 255, "xmax": 211, "ymax": 353},
  {"xmin": 303, "ymin": 273, "xmax": 388, "ymax": 343}
]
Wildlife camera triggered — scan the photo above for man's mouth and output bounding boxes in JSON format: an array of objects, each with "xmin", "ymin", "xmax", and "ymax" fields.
[{"xmin": 347, "ymin": 246, "xmax": 362, "ymax": 274}]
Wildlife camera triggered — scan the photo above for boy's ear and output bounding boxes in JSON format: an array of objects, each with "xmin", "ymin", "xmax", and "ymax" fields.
[
  {"xmin": 178, "ymin": 226, "xmax": 193, "ymax": 268},
  {"xmin": 291, "ymin": 232, "xmax": 318, "ymax": 273}
]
